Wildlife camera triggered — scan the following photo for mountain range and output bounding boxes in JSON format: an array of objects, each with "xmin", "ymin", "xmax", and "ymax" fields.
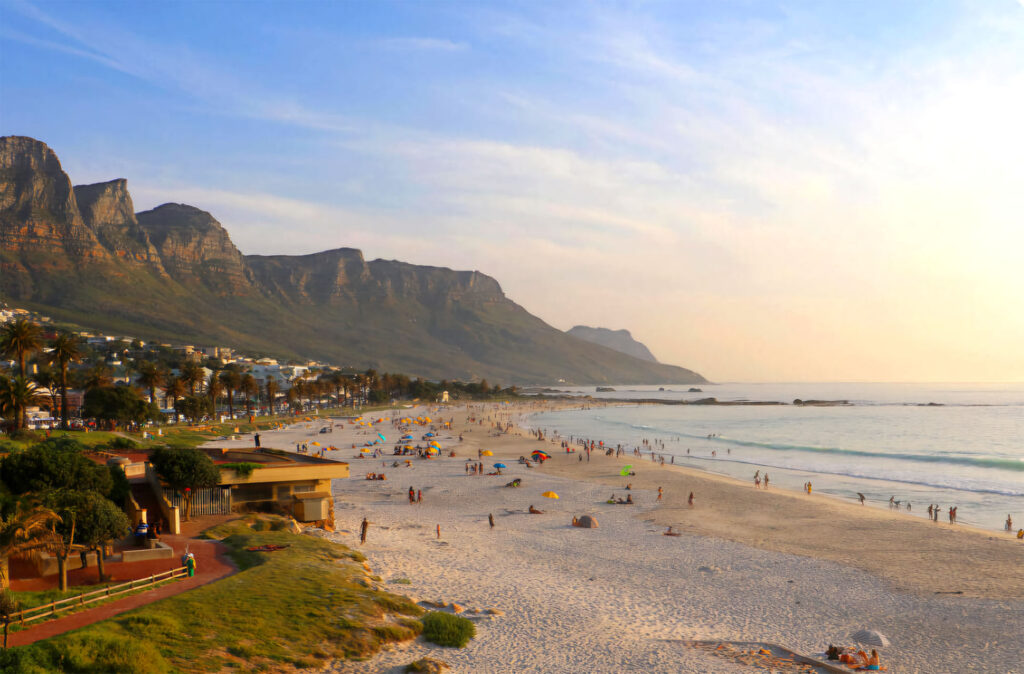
[
  {"xmin": 0, "ymin": 136, "xmax": 705, "ymax": 385},
  {"xmin": 566, "ymin": 326, "xmax": 659, "ymax": 363}
]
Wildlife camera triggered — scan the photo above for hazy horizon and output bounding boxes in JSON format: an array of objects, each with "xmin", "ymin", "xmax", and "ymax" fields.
[{"xmin": 2, "ymin": 0, "xmax": 1022, "ymax": 382}]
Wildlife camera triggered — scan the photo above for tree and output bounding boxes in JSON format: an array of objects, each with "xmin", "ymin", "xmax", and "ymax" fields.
[
  {"xmin": 219, "ymin": 368, "xmax": 241, "ymax": 419},
  {"xmin": 175, "ymin": 395, "xmax": 213, "ymax": 424},
  {"xmin": 135, "ymin": 361, "xmax": 166, "ymax": 405},
  {"xmin": 0, "ymin": 375, "xmax": 45, "ymax": 433},
  {"xmin": 31, "ymin": 366, "xmax": 60, "ymax": 415},
  {"xmin": 46, "ymin": 333, "xmax": 81, "ymax": 430},
  {"xmin": 149, "ymin": 447, "xmax": 220, "ymax": 520},
  {"xmin": 264, "ymin": 378, "xmax": 279, "ymax": 414},
  {"xmin": 0, "ymin": 501, "xmax": 59, "ymax": 590},
  {"xmin": 42, "ymin": 490, "xmax": 80, "ymax": 591},
  {"xmin": 0, "ymin": 437, "xmax": 114, "ymax": 496},
  {"xmin": 80, "ymin": 363, "xmax": 114, "ymax": 392},
  {"xmin": 178, "ymin": 361, "xmax": 204, "ymax": 395},
  {"xmin": 0, "ymin": 319, "xmax": 42, "ymax": 377},
  {"xmin": 240, "ymin": 373, "xmax": 257, "ymax": 417},
  {"xmin": 206, "ymin": 371, "xmax": 222, "ymax": 414},
  {"xmin": 163, "ymin": 377, "xmax": 186, "ymax": 421},
  {"xmin": 82, "ymin": 386, "xmax": 158, "ymax": 429},
  {"xmin": 0, "ymin": 588, "xmax": 21, "ymax": 647},
  {"xmin": 70, "ymin": 491, "xmax": 130, "ymax": 582}
]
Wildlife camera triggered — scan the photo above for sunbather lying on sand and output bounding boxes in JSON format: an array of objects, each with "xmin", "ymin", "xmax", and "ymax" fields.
[{"xmin": 529, "ymin": 505, "xmax": 544, "ymax": 514}]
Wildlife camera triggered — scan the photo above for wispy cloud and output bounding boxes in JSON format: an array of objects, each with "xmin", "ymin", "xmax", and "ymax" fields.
[{"xmin": 375, "ymin": 37, "xmax": 467, "ymax": 52}]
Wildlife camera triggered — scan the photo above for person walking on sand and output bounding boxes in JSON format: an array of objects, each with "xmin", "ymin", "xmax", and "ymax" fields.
[
  {"xmin": 1006, "ymin": 514, "xmax": 1013, "ymax": 532},
  {"xmin": 688, "ymin": 491, "xmax": 694, "ymax": 507},
  {"xmin": 409, "ymin": 486, "xmax": 416, "ymax": 504},
  {"xmin": 360, "ymin": 517, "xmax": 369, "ymax": 544},
  {"xmin": 489, "ymin": 513, "xmax": 495, "ymax": 528},
  {"xmin": 949, "ymin": 506, "xmax": 955, "ymax": 523},
  {"xmin": 417, "ymin": 489, "xmax": 422, "ymax": 503},
  {"xmin": 657, "ymin": 487, "xmax": 663, "ymax": 501},
  {"xmin": 763, "ymin": 473, "xmax": 769, "ymax": 489},
  {"xmin": 858, "ymin": 492, "xmax": 866, "ymax": 505}
]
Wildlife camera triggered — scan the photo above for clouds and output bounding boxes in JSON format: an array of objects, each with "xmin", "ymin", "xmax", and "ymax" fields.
[{"xmin": 3, "ymin": 1, "xmax": 1024, "ymax": 380}]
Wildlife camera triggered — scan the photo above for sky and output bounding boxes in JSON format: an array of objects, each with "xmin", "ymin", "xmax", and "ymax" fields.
[{"xmin": 2, "ymin": 1, "xmax": 1023, "ymax": 382}]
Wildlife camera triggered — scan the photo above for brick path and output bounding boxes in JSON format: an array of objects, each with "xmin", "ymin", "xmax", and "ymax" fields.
[{"xmin": 8, "ymin": 534, "xmax": 236, "ymax": 647}]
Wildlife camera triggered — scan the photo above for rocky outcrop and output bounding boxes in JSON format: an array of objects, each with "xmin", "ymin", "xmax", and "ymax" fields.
[
  {"xmin": 136, "ymin": 203, "xmax": 255, "ymax": 294},
  {"xmin": 0, "ymin": 136, "xmax": 109, "ymax": 298},
  {"xmin": 74, "ymin": 179, "xmax": 168, "ymax": 276},
  {"xmin": 567, "ymin": 326, "xmax": 659, "ymax": 362}
]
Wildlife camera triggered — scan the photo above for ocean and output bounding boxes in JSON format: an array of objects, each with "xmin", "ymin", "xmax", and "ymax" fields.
[{"xmin": 524, "ymin": 383, "xmax": 1024, "ymax": 532}]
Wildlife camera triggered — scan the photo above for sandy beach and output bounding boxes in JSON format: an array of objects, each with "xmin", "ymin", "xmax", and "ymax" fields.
[{"xmin": 207, "ymin": 402, "xmax": 1023, "ymax": 673}]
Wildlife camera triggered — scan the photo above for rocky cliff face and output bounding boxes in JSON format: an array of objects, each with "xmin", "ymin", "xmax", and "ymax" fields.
[
  {"xmin": 566, "ymin": 325, "xmax": 659, "ymax": 362},
  {"xmin": 0, "ymin": 136, "xmax": 109, "ymax": 298},
  {"xmin": 136, "ymin": 203, "xmax": 255, "ymax": 294},
  {"xmin": 0, "ymin": 135, "xmax": 706, "ymax": 385},
  {"xmin": 74, "ymin": 179, "xmax": 168, "ymax": 275}
]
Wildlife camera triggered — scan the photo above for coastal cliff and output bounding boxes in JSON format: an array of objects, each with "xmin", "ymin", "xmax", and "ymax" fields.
[
  {"xmin": 567, "ymin": 326, "xmax": 659, "ymax": 362},
  {"xmin": 0, "ymin": 136, "xmax": 706, "ymax": 385}
]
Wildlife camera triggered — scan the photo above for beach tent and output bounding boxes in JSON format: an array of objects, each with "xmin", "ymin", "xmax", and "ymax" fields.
[
  {"xmin": 575, "ymin": 515, "xmax": 599, "ymax": 528},
  {"xmin": 542, "ymin": 491, "xmax": 559, "ymax": 499}
]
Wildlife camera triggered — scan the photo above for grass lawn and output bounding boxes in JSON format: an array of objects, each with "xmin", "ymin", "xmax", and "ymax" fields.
[{"xmin": 1, "ymin": 516, "xmax": 424, "ymax": 673}]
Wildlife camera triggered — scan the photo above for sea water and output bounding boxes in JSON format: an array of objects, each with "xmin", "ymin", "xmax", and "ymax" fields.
[{"xmin": 525, "ymin": 383, "xmax": 1024, "ymax": 532}]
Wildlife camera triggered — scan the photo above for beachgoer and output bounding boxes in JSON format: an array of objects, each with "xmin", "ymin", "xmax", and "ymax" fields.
[
  {"xmin": 688, "ymin": 491, "xmax": 694, "ymax": 507},
  {"xmin": 417, "ymin": 489, "xmax": 422, "ymax": 503},
  {"xmin": 763, "ymin": 474, "xmax": 769, "ymax": 488},
  {"xmin": 657, "ymin": 487, "xmax": 663, "ymax": 501},
  {"xmin": 529, "ymin": 505, "xmax": 544, "ymax": 514},
  {"xmin": 1017, "ymin": 528, "xmax": 1023, "ymax": 539},
  {"xmin": 186, "ymin": 552, "xmax": 196, "ymax": 577},
  {"xmin": 1006, "ymin": 514, "xmax": 1013, "ymax": 532},
  {"xmin": 927, "ymin": 504, "xmax": 933, "ymax": 518},
  {"xmin": 408, "ymin": 486, "xmax": 415, "ymax": 504},
  {"xmin": 949, "ymin": 506, "xmax": 955, "ymax": 523},
  {"xmin": 858, "ymin": 493, "xmax": 866, "ymax": 505},
  {"xmin": 626, "ymin": 494, "xmax": 633, "ymax": 504},
  {"xmin": 489, "ymin": 513, "xmax": 495, "ymax": 528},
  {"xmin": 866, "ymin": 649, "xmax": 881, "ymax": 670}
]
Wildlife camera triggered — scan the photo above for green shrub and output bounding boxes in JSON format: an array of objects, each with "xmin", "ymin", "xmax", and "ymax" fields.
[
  {"xmin": 420, "ymin": 611, "xmax": 475, "ymax": 648},
  {"xmin": 0, "ymin": 633, "xmax": 171, "ymax": 673},
  {"xmin": 108, "ymin": 436, "xmax": 138, "ymax": 450}
]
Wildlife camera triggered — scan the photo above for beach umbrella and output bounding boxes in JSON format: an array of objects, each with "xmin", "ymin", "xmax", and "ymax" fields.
[
  {"xmin": 378, "ymin": 432, "xmax": 386, "ymax": 441},
  {"xmin": 311, "ymin": 442, "xmax": 321, "ymax": 446},
  {"xmin": 425, "ymin": 432, "xmax": 435, "ymax": 437},
  {"xmin": 542, "ymin": 491, "xmax": 559, "ymax": 499},
  {"xmin": 481, "ymin": 450, "xmax": 494, "ymax": 456},
  {"xmin": 619, "ymin": 465, "xmax": 632, "ymax": 476},
  {"xmin": 531, "ymin": 451, "xmax": 549, "ymax": 459},
  {"xmin": 401, "ymin": 435, "xmax": 413, "ymax": 440},
  {"xmin": 850, "ymin": 630, "xmax": 890, "ymax": 648},
  {"xmin": 493, "ymin": 463, "xmax": 507, "ymax": 469},
  {"xmin": 360, "ymin": 448, "xmax": 372, "ymax": 453}
]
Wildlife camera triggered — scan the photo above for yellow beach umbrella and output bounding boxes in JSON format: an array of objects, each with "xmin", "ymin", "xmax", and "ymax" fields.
[
  {"xmin": 542, "ymin": 491, "xmax": 559, "ymax": 499},
  {"xmin": 481, "ymin": 450, "xmax": 493, "ymax": 456},
  {"xmin": 311, "ymin": 442, "xmax": 321, "ymax": 446},
  {"xmin": 360, "ymin": 448, "xmax": 372, "ymax": 453}
]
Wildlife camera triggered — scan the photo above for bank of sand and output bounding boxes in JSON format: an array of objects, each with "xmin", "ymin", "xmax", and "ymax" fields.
[{"xmin": 206, "ymin": 402, "xmax": 1022, "ymax": 672}]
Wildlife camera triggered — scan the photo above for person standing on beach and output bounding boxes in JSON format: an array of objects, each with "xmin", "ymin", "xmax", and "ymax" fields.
[
  {"xmin": 360, "ymin": 517, "xmax": 369, "ymax": 544},
  {"xmin": 657, "ymin": 487, "xmax": 663, "ymax": 501},
  {"xmin": 688, "ymin": 491, "xmax": 694, "ymax": 507},
  {"xmin": 1006, "ymin": 514, "xmax": 1013, "ymax": 532},
  {"xmin": 417, "ymin": 489, "xmax": 422, "ymax": 503},
  {"xmin": 409, "ymin": 486, "xmax": 416, "ymax": 504},
  {"xmin": 949, "ymin": 506, "xmax": 955, "ymax": 523},
  {"xmin": 489, "ymin": 513, "xmax": 495, "ymax": 528},
  {"xmin": 763, "ymin": 473, "xmax": 769, "ymax": 488}
]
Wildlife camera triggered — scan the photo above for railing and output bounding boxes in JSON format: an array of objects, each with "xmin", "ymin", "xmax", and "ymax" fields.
[
  {"xmin": 165, "ymin": 486, "xmax": 232, "ymax": 516},
  {"xmin": 5, "ymin": 566, "xmax": 189, "ymax": 627}
]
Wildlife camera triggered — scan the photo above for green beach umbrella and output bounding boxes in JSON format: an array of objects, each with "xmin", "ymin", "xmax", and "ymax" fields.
[{"xmin": 620, "ymin": 465, "xmax": 632, "ymax": 477}]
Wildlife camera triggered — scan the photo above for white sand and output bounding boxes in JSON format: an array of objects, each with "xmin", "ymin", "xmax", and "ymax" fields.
[{"xmin": 208, "ymin": 405, "xmax": 1023, "ymax": 673}]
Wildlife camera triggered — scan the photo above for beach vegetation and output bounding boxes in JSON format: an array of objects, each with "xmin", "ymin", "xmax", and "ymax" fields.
[
  {"xmin": 421, "ymin": 611, "xmax": 476, "ymax": 648},
  {"xmin": 0, "ymin": 515, "xmax": 424, "ymax": 671}
]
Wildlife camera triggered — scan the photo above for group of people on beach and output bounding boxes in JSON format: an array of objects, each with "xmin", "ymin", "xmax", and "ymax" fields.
[{"xmin": 753, "ymin": 470, "xmax": 769, "ymax": 489}]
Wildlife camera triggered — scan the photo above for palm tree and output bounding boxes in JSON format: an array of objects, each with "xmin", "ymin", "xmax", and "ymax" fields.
[
  {"xmin": 163, "ymin": 376, "xmax": 186, "ymax": 421},
  {"xmin": 80, "ymin": 363, "xmax": 114, "ymax": 391},
  {"xmin": 264, "ymin": 378, "xmax": 279, "ymax": 414},
  {"xmin": 180, "ymin": 361, "xmax": 204, "ymax": 395},
  {"xmin": 240, "ymin": 373, "xmax": 258, "ymax": 417},
  {"xmin": 219, "ymin": 369, "xmax": 242, "ymax": 419},
  {"xmin": 0, "ymin": 319, "xmax": 42, "ymax": 377},
  {"xmin": 0, "ymin": 501, "xmax": 60, "ymax": 590},
  {"xmin": 46, "ymin": 333, "xmax": 81, "ymax": 430},
  {"xmin": 135, "ymin": 361, "xmax": 166, "ymax": 405},
  {"xmin": 206, "ymin": 371, "xmax": 222, "ymax": 416},
  {"xmin": 32, "ymin": 365, "xmax": 60, "ymax": 416},
  {"xmin": 0, "ymin": 375, "xmax": 45, "ymax": 433}
]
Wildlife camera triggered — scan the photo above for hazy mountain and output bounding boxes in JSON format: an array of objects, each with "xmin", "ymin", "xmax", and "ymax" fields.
[
  {"xmin": 566, "ymin": 326, "xmax": 659, "ymax": 362},
  {"xmin": 0, "ymin": 136, "xmax": 705, "ymax": 385}
]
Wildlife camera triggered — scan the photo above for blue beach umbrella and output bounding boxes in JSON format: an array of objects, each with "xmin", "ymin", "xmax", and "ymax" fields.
[
  {"xmin": 378, "ymin": 432, "xmax": 386, "ymax": 441},
  {"xmin": 493, "ymin": 462, "xmax": 507, "ymax": 469},
  {"xmin": 425, "ymin": 432, "xmax": 435, "ymax": 437}
]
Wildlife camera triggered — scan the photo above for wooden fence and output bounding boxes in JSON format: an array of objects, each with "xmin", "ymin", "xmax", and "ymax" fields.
[
  {"xmin": 4, "ymin": 567, "xmax": 189, "ymax": 630},
  {"xmin": 165, "ymin": 486, "xmax": 232, "ymax": 516}
]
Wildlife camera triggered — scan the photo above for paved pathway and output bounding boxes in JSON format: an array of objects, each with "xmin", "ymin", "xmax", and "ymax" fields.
[{"xmin": 8, "ymin": 537, "xmax": 236, "ymax": 647}]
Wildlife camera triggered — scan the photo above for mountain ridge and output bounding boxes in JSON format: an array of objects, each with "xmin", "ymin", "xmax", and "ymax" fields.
[
  {"xmin": 0, "ymin": 135, "xmax": 705, "ymax": 385},
  {"xmin": 566, "ymin": 325, "xmax": 659, "ymax": 363}
]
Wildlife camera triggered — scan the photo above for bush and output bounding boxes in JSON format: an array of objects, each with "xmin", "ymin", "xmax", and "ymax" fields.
[
  {"xmin": 420, "ymin": 611, "xmax": 475, "ymax": 648},
  {"xmin": 0, "ymin": 633, "xmax": 170, "ymax": 673},
  {"xmin": 108, "ymin": 436, "xmax": 138, "ymax": 450}
]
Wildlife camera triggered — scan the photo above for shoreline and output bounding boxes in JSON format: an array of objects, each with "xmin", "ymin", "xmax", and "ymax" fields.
[{"xmin": 205, "ymin": 401, "xmax": 1022, "ymax": 672}]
